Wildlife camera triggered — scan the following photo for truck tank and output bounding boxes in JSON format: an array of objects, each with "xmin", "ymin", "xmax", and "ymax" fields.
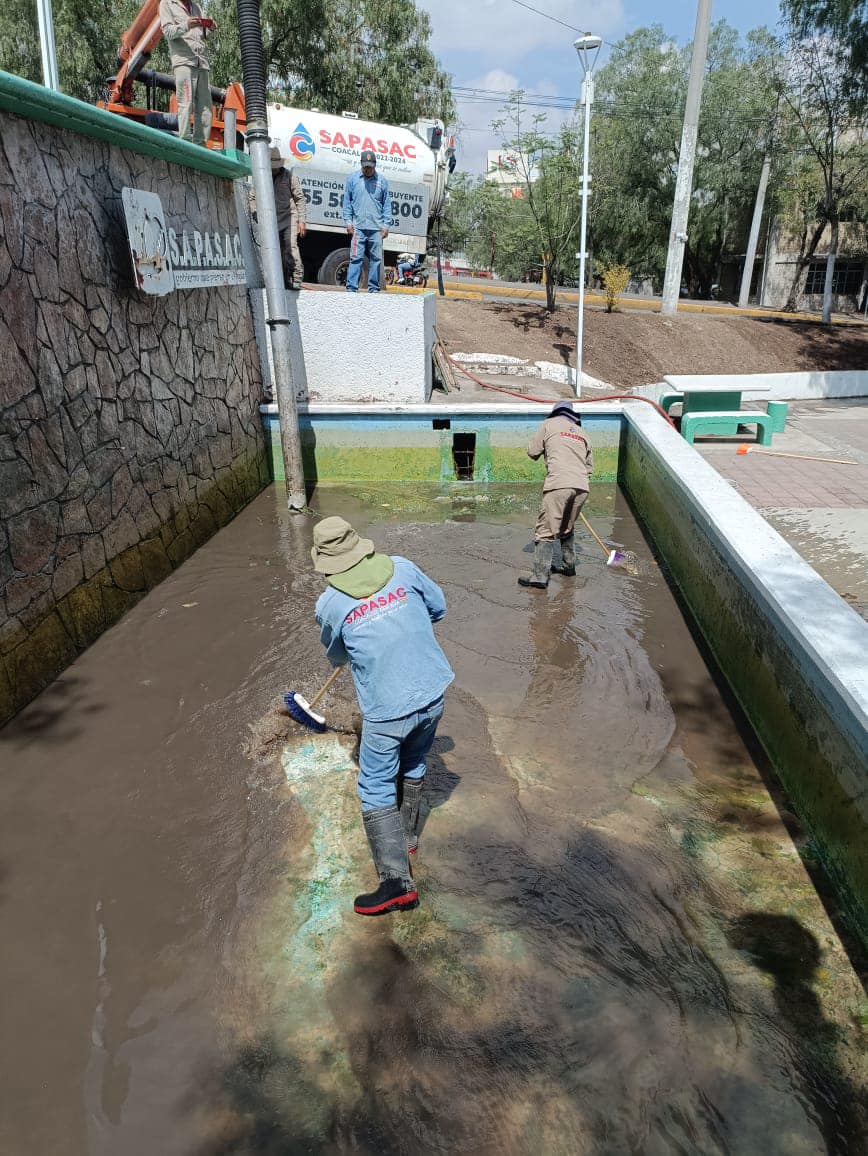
[{"xmin": 267, "ymin": 105, "xmax": 453, "ymax": 285}]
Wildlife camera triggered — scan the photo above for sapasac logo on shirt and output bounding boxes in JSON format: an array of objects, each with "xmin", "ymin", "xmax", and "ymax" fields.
[
  {"xmin": 559, "ymin": 430, "xmax": 588, "ymax": 444},
  {"xmin": 345, "ymin": 587, "xmax": 408, "ymax": 626},
  {"xmin": 289, "ymin": 122, "xmax": 316, "ymax": 162}
]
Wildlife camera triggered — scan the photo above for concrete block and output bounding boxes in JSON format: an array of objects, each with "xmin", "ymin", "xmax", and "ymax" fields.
[{"xmin": 252, "ymin": 289, "xmax": 435, "ymax": 404}]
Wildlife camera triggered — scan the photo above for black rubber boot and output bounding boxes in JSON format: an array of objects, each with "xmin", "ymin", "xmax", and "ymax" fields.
[
  {"xmin": 355, "ymin": 805, "xmax": 418, "ymax": 916},
  {"xmin": 518, "ymin": 539, "xmax": 554, "ymax": 588},
  {"xmin": 399, "ymin": 775, "xmax": 425, "ymax": 855},
  {"xmin": 552, "ymin": 533, "xmax": 576, "ymax": 576}
]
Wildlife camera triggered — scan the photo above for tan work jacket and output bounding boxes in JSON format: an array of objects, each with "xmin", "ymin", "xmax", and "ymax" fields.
[
  {"xmin": 527, "ymin": 415, "xmax": 594, "ymax": 492},
  {"xmin": 159, "ymin": 0, "xmax": 210, "ymax": 70}
]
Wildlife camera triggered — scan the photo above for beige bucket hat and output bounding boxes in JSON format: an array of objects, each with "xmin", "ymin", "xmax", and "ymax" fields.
[
  {"xmin": 269, "ymin": 146, "xmax": 284, "ymax": 170},
  {"xmin": 311, "ymin": 517, "xmax": 375, "ymax": 575}
]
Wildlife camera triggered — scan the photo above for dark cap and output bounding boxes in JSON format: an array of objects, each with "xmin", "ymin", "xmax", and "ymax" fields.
[
  {"xmin": 550, "ymin": 400, "xmax": 581, "ymax": 424},
  {"xmin": 360, "ymin": 148, "xmax": 377, "ymax": 166}
]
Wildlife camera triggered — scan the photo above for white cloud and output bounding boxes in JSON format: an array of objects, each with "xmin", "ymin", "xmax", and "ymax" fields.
[{"xmin": 418, "ymin": 0, "xmax": 625, "ymax": 65}]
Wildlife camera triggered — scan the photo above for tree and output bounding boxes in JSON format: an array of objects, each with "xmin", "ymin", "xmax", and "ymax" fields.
[
  {"xmin": 588, "ymin": 23, "xmax": 783, "ymax": 296},
  {"xmin": 783, "ymin": 0, "xmax": 868, "ymax": 100},
  {"xmin": 486, "ymin": 93, "xmax": 581, "ymax": 310},
  {"xmin": 779, "ymin": 27, "xmax": 868, "ymax": 320},
  {"xmin": 209, "ymin": 0, "xmax": 454, "ymax": 124}
]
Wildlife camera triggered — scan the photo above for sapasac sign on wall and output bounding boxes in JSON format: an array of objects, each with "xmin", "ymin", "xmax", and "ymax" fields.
[{"xmin": 121, "ymin": 187, "xmax": 246, "ymax": 295}]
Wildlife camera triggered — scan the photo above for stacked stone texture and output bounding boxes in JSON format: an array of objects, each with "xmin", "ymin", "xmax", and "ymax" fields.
[{"xmin": 0, "ymin": 113, "xmax": 268, "ymax": 725}]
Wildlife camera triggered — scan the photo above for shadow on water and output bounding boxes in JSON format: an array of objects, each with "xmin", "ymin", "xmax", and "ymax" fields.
[
  {"xmin": 189, "ymin": 820, "xmax": 866, "ymax": 1153},
  {"xmin": 727, "ymin": 913, "xmax": 867, "ymax": 1155},
  {"xmin": 0, "ymin": 674, "xmax": 102, "ymax": 748}
]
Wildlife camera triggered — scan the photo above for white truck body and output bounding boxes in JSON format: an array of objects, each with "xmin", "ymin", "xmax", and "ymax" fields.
[{"xmin": 267, "ymin": 104, "xmax": 453, "ymax": 280}]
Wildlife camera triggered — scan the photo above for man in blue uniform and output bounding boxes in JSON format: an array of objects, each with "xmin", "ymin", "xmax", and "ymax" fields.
[
  {"xmin": 342, "ymin": 149, "xmax": 390, "ymax": 292},
  {"xmin": 312, "ymin": 517, "xmax": 454, "ymax": 915}
]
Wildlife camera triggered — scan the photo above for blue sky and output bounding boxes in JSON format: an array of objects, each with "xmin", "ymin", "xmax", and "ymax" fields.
[{"xmin": 417, "ymin": 1, "xmax": 785, "ymax": 171}]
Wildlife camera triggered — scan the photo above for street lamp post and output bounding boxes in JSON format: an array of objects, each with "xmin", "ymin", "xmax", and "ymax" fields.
[{"xmin": 574, "ymin": 33, "xmax": 602, "ymax": 397}]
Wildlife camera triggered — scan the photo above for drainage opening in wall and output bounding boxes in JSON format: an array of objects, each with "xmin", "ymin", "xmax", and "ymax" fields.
[{"xmin": 452, "ymin": 432, "xmax": 476, "ymax": 480}]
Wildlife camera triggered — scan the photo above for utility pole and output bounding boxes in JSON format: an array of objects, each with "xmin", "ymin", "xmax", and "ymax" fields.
[
  {"xmin": 738, "ymin": 96, "xmax": 779, "ymax": 309},
  {"xmin": 660, "ymin": 0, "xmax": 713, "ymax": 316},
  {"xmin": 738, "ymin": 151, "xmax": 772, "ymax": 309}
]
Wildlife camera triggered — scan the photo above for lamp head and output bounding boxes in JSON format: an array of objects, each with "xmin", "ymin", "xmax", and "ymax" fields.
[{"xmin": 574, "ymin": 33, "xmax": 603, "ymax": 54}]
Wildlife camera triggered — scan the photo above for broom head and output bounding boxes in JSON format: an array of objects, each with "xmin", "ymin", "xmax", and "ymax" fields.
[
  {"xmin": 607, "ymin": 549, "xmax": 627, "ymax": 567},
  {"xmin": 283, "ymin": 692, "xmax": 327, "ymax": 733}
]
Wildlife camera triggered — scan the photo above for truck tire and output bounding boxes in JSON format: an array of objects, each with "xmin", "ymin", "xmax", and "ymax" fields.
[{"xmin": 318, "ymin": 247, "xmax": 364, "ymax": 288}]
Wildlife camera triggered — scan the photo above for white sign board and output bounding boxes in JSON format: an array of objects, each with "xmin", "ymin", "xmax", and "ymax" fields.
[{"xmin": 121, "ymin": 187, "xmax": 246, "ymax": 294}]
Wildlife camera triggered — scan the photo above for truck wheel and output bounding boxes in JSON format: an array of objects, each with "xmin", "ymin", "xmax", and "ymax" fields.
[{"xmin": 318, "ymin": 247, "xmax": 366, "ymax": 288}]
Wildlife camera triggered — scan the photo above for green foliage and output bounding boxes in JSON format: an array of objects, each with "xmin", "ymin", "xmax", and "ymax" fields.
[
  {"xmin": 0, "ymin": 0, "xmax": 453, "ymax": 125},
  {"xmin": 601, "ymin": 263, "xmax": 630, "ymax": 312},
  {"xmin": 589, "ymin": 21, "xmax": 784, "ymax": 295},
  {"xmin": 783, "ymin": 0, "xmax": 868, "ymax": 102}
]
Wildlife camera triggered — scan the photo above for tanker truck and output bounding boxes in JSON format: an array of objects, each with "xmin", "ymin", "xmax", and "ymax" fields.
[{"xmin": 267, "ymin": 105, "xmax": 455, "ymax": 285}]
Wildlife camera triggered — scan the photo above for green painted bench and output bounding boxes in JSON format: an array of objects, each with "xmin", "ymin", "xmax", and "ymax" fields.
[{"xmin": 681, "ymin": 401, "xmax": 789, "ymax": 446}]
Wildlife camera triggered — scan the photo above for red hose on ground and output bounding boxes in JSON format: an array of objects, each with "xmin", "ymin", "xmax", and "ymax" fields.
[{"xmin": 443, "ymin": 350, "xmax": 676, "ymax": 428}]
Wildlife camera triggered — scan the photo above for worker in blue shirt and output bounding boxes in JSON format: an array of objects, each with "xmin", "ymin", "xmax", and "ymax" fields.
[
  {"xmin": 312, "ymin": 517, "xmax": 454, "ymax": 916},
  {"xmin": 342, "ymin": 148, "xmax": 390, "ymax": 292}
]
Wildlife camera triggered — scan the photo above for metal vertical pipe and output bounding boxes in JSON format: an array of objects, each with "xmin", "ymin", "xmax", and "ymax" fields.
[
  {"xmin": 236, "ymin": 0, "xmax": 306, "ymax": 511},
  {"xmin": 661, "ymin": 0, "xmax": 713, "ymax": 316},
  {"xmin": 223, "ymin": 106, "xmax": 237, "ymax": 151},
  {"xmin": 36, "ymin": 0, "xmax": 60, "ymax": 91},
  {"xmin": 575, "ymin": 75, "xmax": 593, "ymax": 396}
]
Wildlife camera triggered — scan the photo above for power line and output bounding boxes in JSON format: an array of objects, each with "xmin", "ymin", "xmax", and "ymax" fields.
[{"xmin": 506, "ymin": 0, "xmax": 584, "ymax": 33}]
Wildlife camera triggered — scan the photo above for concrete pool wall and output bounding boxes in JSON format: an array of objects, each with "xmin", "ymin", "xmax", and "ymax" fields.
[{"xmin": 263, "ymin": 399, "xmax": 868, "ymax": 941}]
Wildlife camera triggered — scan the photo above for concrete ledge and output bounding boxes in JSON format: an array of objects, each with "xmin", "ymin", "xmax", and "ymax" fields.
[
  {"xmin": 252, "ymin": 289, "xmax": 435, "ymax": 403},
  {"xmin": 632, "ymin": 371, "xmax": 868, "ymax": 403},
  {"xmin": 622, "ymin": 403, "xmax": 868, "ymax": 943},
  {"xmin": 0, "ymin": 69, "xmax": 251, "ymax": 179}
]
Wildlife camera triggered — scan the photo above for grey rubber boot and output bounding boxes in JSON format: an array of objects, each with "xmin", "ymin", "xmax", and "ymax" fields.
[
  {"xmin": 355, "ymin": 805, "xmax": 418, "ymax": 915},
  {"xmin": 518, "ymin": 539, "xmax": 554, "ymax": 588},
  {"xmin": 400, "ymin": 775, "xmax": 425, "ymax": 854},
  {"xmin": 552, "ymin": 533, "xmax": 576, "ymax": 576}
]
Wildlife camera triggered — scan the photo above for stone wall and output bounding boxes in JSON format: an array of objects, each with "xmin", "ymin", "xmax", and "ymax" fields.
[{"xmin": 0, "ymin": 109, "xmax": 267, "ymax": 725}]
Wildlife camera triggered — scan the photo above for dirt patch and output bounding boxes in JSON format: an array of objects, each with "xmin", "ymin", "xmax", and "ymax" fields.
[{"xmin": 436, "ymin": 298, "xmax": 868, "ymax": 389}]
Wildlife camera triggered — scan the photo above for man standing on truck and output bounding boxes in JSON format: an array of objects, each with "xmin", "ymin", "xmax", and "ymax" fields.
[
  {"xmin": 159, "ymin": 0, "xmax": 214, "ymax": 146},
  {"xmin": 343, "ymin": 149, "xmax": 390, "ymax": 293}
]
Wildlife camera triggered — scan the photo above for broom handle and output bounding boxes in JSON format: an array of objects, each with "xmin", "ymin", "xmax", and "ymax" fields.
[
  {"xmin": 749, "ymin": 448, "xmax": 857, "ymax": 465},
  {"xmin": 579, "ymin": 511, "xmax": 612, "ymax": 558},
  {"xmin": 308, "ymin": 664, "xmax": 343, "ymax": 710}
]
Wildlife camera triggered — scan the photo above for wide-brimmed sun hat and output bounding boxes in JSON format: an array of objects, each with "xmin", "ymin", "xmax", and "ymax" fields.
[
  {"xmin": 269, "ymin": 146, "xmax": 284, "ymax": 169},
  {"xmin": 311, "ymin": 516, "xmax": 375, "ymax": 575}
]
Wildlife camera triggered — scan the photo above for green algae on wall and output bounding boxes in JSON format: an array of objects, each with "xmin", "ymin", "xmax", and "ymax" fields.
[
  {"xmin": 622, "ymin": 428, "xmax": 868, "ymax": 946},
  {"xmin": 271, "ymin": 423, "xmax": 620, "ymax": 484},
  {"xmin": 0, "ymin": 453, "xmax": 267, "ymax": 727}
]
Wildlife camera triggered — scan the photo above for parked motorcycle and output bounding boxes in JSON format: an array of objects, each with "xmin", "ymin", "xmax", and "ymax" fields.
[{"xmin": 386, "ymin": 263, "xmax": 428, "ymax": 288}]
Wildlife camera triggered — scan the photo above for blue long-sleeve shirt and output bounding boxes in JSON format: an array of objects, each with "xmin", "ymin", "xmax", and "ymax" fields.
[
  {"xmin": 315, "ymin": 556, "xmax": 454, "ymax": 722},
  {"xmin": 342, "ymin": 170, "xmax": 390, "ymax": 230}
]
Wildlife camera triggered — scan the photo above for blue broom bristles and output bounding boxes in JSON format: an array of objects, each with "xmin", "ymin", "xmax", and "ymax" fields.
[{"xmin": 283, "ymin": 692, "xmax": 327, "ymax": 733}]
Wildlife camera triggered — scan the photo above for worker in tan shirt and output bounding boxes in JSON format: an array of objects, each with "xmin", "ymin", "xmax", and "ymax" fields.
[
  {"xmin": 269, "ymin": 147, "xmax": 307, "ymax": 289},
  {"xmin": 159, "ymin": 0, "xmax": 214, "ymax": 146},
  {"xmin": 519, "ymin": 401, "xmax": 594, "ymax": 588}
]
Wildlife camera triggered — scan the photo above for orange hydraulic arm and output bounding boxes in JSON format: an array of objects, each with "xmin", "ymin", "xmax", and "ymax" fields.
[{"xmin": 108, "ymin": 0, "xmax": 163, "ymax": 106}]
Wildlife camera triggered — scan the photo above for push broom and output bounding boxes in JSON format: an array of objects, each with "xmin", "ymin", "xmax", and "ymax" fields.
[
  {"xmin": 284, "ymin": 665, "xmax": 344, "ymax": 733},
  {"xmin": 579, "ymin": 511, "xmax": 634, "ymax": 568}
]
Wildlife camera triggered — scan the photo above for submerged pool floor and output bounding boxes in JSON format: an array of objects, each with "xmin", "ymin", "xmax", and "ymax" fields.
[{"xmin": 0, "ymin": 484, "xmax": 865, "ymax": 1155}]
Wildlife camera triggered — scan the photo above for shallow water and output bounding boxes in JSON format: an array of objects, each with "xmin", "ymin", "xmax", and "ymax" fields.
[{"xmin": 0, "ymin": 483, "xmax": 864, "ymax": 1156}]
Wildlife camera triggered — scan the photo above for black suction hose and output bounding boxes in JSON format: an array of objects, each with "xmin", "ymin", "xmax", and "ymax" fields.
[{"xmin": 235, "ymin": 0, "xmax": 268, "ymax": 130}]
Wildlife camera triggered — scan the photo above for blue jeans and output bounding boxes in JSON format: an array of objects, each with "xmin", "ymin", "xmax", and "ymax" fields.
[
  {"xmin": 346, "ymin": 228, "xmax": 383, "ymax": 292},
  {"xmin": 358, "ymin": 696, "xmax": 445, "ymax": 811}
]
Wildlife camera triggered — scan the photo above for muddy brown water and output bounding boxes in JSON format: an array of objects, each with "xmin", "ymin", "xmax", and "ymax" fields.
[{"xmin": 0, "ymin": 483, "xmax": 865, "ymax": 1156}]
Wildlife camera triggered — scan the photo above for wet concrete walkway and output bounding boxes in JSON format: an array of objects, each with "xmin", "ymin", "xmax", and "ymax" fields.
[{"xmin": 0, "ymin": 483, "xmax": 865, "ymax": 1155}]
